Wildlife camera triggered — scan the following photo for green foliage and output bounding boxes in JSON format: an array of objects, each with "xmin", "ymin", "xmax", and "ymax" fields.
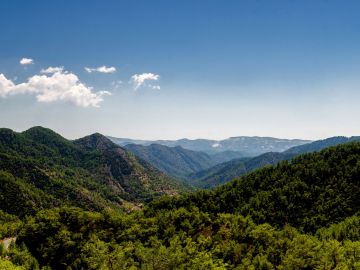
[
  {"xmin": 0, "ymin": 211, "xmax": 22, "ymax": 239},
  {"xmin": 0, "ymin": 257, "xmax": 25, "ymax": 270},
  {"xmin": 190, "ymin": 136, "xmax": 360, "ymax": 189},
  {"xmin": 1, "ymin": 128, "xmax": 360, "ymax": 268},
  {"xmin": 150, "ymin": 142, "xmax": 360, "ymax": 232},
  {"xmin": 8, "ymin": 207, "xmax": 360, "ymax": 269},
  {"xmin": 124, "ymin": 143, "xmax": 217, "ymax": 179},
  {"xmin": 6, "ymin": 243, "xmax": 40, "ymax": 270},
  {"xmin": 0, "ymin": 127, "xmax": 187, "ymax": 217}
]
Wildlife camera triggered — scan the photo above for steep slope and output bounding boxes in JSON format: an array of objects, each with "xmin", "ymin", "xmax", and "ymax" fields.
[
  {"xmin": 188, "ymin": 157, "xmax": 250, "ymax": 188},
  {"xmin": 74, "ymin": 134, "xmax": 186, "ymax": 200},
  {"xmin": 3, "ymin": 139, "xmax": 360, "ymax": 269},
  {"xmin": 284, "ymin": 136, "xmax": 360, "ymax": 155},
  {"xmin": 0, "ymin": 127, "xmax": 185, "ymax": 216},
  {"xmin": 189, "ymin": 153, "xmax": 290, "ymax": 188},
  {"xmin": 124, "ymin": 143, "xmax": 216, "ymax": 178},
  {"xmin": 150, "ymin": 141, "xmax": 360, "ymax": 232},
  {"xmin": 190, "ymin": 136, "xmax": 360, "ymax": 188},
  {"xmin": 208, "ymin": 150, "xmax": 247, "ymax": 164},
  {"xmin": 109, "ymin": 136, "xmax": 310, "ymax": 156}
]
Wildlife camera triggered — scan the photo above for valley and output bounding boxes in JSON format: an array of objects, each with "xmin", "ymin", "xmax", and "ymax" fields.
[{"xmin": 1, "ymin": 127, "xmax": 360, "ymax": 269}]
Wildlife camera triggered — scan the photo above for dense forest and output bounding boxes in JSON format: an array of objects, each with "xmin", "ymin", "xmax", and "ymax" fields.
[
  {"xmin": 0, "ymin": 127, "xmax": 187, "ymax": 217},
  {"xmin": 0, "ymin": 128, "xmax": 360, "ymax": 269},
  {"xmin": 188, "ymin": 136, "xmax": 360, "ymax": 188},
  {"xmin": 124, "ymin": 143, "xmax": 218, "ymax": 178}
]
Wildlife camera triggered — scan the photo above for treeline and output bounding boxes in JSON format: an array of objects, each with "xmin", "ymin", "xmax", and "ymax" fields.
[
  {"xmin": 1, "ymin": 132, "xmax": 360, "ymax": 268},
  {"xmin": 0, "ymin": 127, "xmax": 187, "ymax": 217},
  {"xmin": 150, "ymin": 142, "xmax": 360, "ymax": 232},
  {"xmin": 1, "ymin": 207, "xmax": 360, "ymax": 269}
]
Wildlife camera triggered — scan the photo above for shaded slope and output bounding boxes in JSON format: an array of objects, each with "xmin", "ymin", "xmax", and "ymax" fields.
[
  {"xmin": 124, "ymin": 143, "xmax": 216, "ymax": 178},
  {"xmin": 190, "ymin": 136, "xmax": 360, "ymax": 188},
  {"xmin": 150, "ymin": 142, "xmax": 360, "ymax": 232},
  {"xmin": 284, "ymin": 136, "xmax": 360, "ymax": 155},
  {"xmin": 74, "ymin": 134, "xmax": 186, "ymax": 201},
  {"xmin": 0, "ymin": 127, "xmax": 185, "ymax": 216}
]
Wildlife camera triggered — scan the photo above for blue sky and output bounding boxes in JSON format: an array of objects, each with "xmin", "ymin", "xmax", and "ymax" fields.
[{"xmin": 1, "ymin": 0, "xmax": 360, "ymax": 140}]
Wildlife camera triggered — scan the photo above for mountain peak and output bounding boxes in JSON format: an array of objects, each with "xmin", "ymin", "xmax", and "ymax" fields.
[
  {"xmin": 23, "ymin": 126, "xmax": 62, "ymax": 137},
  {"xmin": 74, "ymin": 132, "xmax": 118, "ymax": 151},
  {"xmin": 21, "ymin": 126, "xmax": 73, "ymax": 148}
]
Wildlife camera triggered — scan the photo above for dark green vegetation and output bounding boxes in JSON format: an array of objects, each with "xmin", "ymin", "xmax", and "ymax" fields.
[
  {"xmin": 124, "ymin": 143, "xmax": 245, "ymax": 179},
  {"xmin": 1, "ymin": 129, "xmax": 360, "ymax": 269},
  {"xmin": 191, "ymin": 136, "xmax": 360, "ymax": 188},
  {"xmin": 1, "ymin": 207, "xmax": 359, "ymax": 269},
  {"xmin": 188, "ymin": 153, "xmax": 287, "ymax": 188},
  {"xmin": 152, "ymin": 142, "xmax": 360, "ymax": 232},
  {"xmin": 0, "ymin": 127, "xmax": 185, "ymax": 217},
  {"xmin": 284, "ymin": 136, "xmax": 360, "ymax": 155},
  {"xmin": 124, "ymin": 143, "xmax": 216, "ymax": 178}
]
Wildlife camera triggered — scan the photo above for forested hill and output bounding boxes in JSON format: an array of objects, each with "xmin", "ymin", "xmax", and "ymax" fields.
[
  {"xmin": 188, "ymin": 152, "xmax": 288, "ymax": 188},
  {"xmin": 190, "ymin": 136, "xmax": 360, "ymax": 188},
  {"xmin": 2, "ymin": 141, "xmax": 360, "ymax": 269},
  {"xmin": 284, "ymin": 136, "xmax": 360, "ymax": 155},
  {"xmin": 124, "ymin": 143, "xmax": 216, "ymax": 178},
  {"xmin": 150, "ymin": 141, "xmax": 360, "ymax": 232},
  {"xmin": 0, "ymin": 127, "xmax": 185, "ymax": 216}
]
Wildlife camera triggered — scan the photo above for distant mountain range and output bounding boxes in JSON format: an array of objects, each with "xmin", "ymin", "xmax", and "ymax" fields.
[
  {"xmin": 189, "ymin": 136, "xmax": 360, "ymax": 188},
  {"xmin": 124, "ymin": 144, "xmax": 216, "ymax": 178},
  {"xmin": 124, "ymin": 144, "xmax": 245, "ymax": 179},
  {"xmin": 109, "ymin": 136, "xmax": 310, "ymax": 156},
  {"xmin": 115, "ymin": 135, "xmax": 360, "ymax": 188},
  {"xmin": 4, "ymin": 127, "xmax": 356, "ymax": 219},
  {"xmin": 0, "ymin": 127, "xmax": 187, "ymax": 217}
]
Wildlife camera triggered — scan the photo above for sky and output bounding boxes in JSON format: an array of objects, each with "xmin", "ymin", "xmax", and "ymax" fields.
[{"xmin": 1, "ymin": 0, "xmax": 360, "ymax": 140}]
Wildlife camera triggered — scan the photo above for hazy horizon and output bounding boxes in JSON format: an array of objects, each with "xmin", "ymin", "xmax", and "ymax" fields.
[{"xmin": 4, "ymin": 125, "xmax": 358, "ymax": 142}]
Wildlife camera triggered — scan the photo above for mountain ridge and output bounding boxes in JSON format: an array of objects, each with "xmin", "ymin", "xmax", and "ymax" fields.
[
  {"xmin": 0, "ymin": 126, "xmax": 186, "ymax": 216},
  {"xmin": 124, "ymin": 143, "xmax": 246, "ymax": 179},
  {"xmin": 109, "ymin": 135, "xmax": 310, "ymax": 156},
  {"xmin": 189, "ymin": 135, "xmax": 360, "ymax": 188}
]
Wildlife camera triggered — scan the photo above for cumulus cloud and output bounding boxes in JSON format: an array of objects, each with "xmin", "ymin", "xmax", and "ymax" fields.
[
  {"xmin": 0, "ymin": 67, "xmax": 111, "ymax": 107},
  {"xmin": 20, "ymin": 58, "xmax": 34, "ymax": 65},
  {"xmin": 85, "ymin": 66, "xmax": 116, "ymax": 73},
  {"xmin": 0, "ymin": 74, "xmax": 16, "ymax": 97},
  {"xmin": 130, "ymin": 73, "xmax": 160, "ymax": 90}
]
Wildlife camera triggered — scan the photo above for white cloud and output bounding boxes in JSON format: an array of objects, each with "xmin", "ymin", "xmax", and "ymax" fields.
[
  {"xmin": 41, "ymin": 66, "xmax": 64, "ymax": 74},
  {"xmin": 20, "ymin": 58, "xmax": 34, "ymax": 65},
  {"xmin": 0, "ymin": 67, "xmax": 111, "ymax": 107},
  {"xmin": 130, "ymin": 73, "xmax": 160, "ymax": 90},
  {"xmin": 0, "ymin": 74, "xmax": 16, "ymax": 97},
  {"xmin": 85, "ymin": 65, "xmax": 116, "ymax": 73}
]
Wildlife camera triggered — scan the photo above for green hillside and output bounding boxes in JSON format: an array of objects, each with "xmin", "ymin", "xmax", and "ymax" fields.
[
  {"xmin": 152, "ymin": 142, "xmax": 360, "ymax": 232},
  {"xmin": 7, "ymin": 207, "xmax": 359, "ymax": 269},
  {"xmin": 1, "ymin": 132, "xmax": 360, "ymax": 269},
  {"xmin": 190, "ymin": 136, "xmax": 360, "ymax": 188},
  {"xmin": 124, "ymin": 143, "xmax": 216, "ymax": 178},
  {"xmin": 124, "ymin": 143, "xmax": 247, "ymax": 179},
  {"xmin": 0, "ymin": 127, "xmax": 185, "ymax": 216}
]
